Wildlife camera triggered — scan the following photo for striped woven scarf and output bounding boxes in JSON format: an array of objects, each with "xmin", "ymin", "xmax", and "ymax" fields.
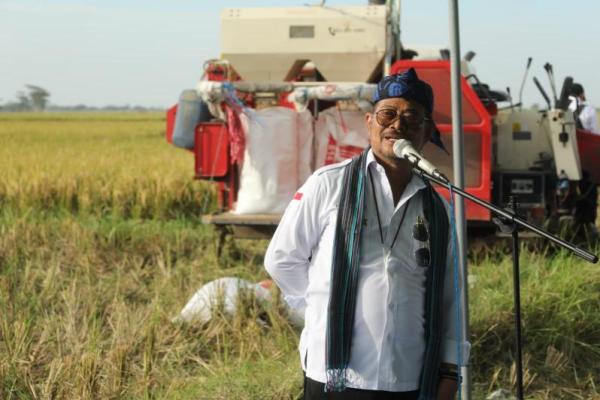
[{"xmin": 325, "ymin": 149, "xmax": 449, "ymax": 400}]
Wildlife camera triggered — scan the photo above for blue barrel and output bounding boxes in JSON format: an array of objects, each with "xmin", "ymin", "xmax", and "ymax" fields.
[{"xmin": 172, "ymin": 89, "xmax": 211, "ymax": 149}]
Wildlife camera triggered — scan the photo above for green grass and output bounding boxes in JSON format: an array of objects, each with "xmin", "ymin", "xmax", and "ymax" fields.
[
  {"xmin": 0, "ymin": 112, "xmax": 598, "ymax": 399},
  {"xmin": 468, "ymin": 250, "xmax": 600, "ymax": 398}
]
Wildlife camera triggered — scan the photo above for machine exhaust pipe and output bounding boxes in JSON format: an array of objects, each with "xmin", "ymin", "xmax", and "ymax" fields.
[
  {"xmin": 518, "ymin": 57, "xmax": 533, "ymax": 110},
  {"xmin": 543, "ymin": 62, "xmax": 559, "ymax": 107},
  {"xmin": 533, "ymin": 76, "xmax": 552, "ymax": 110}
]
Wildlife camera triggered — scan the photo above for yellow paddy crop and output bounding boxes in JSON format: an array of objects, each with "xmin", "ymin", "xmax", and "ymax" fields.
[{"xmin": 0, "ymin": 112, "xmax": 210, "ymax": 218}]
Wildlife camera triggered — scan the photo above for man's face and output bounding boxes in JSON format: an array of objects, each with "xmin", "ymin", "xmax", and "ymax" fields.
[{"xmin": 365, "ymin": 97, "xmax": 432, "ymax": 166}]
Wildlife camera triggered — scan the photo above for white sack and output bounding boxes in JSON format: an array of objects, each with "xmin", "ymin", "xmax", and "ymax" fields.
[
  {"xmin": 175, "ymin": 277, "xmax": 270, "ymax": 324},
  {"xmin": 235, "ymin": 107, "xmax": 313, "ymax": 214},
  {"xmin": 174, "ymin": 277, "xmax": 305, "ymax": 328},
  {"xmin": 297, "ymin": 110, "xmax": 314, "ymax": 184},
  {"xmin": 314, "ymin": 107, "xmax": 369, "ymax": 169}
]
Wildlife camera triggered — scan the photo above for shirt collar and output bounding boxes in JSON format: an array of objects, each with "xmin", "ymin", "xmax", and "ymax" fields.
[{"xmin": 365, "ymin": 148, "xmax": 427, "ymax": 194}]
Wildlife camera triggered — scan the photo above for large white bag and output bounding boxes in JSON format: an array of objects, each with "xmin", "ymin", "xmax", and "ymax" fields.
[
  {"xmin": 297, "ymin": 110, "xmax": 314, "ymax": 185},
  {"xmin": 173, "ymin": 277, "xmax": 305, "ymax": 328},
  {"xmin": 314, "ymin": 107, "xmax": 369, "ymax": 169},
  {"xmin": 174, "ymin": 277, "xmax": 270, "ymax": 324},
  {"xmin": 235, "ymin": 107, "xmax": 313, "ymax": 214}
]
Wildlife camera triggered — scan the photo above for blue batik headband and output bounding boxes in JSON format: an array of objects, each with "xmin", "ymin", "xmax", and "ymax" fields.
[{"xmin": 372, "ymin": 68, "xmax": 446, "ymax": 151}]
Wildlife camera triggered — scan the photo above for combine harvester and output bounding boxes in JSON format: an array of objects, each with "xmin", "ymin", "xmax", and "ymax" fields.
[{"xmin": 166, "ymin": 1, "xmax": 600, "ymax": 248}]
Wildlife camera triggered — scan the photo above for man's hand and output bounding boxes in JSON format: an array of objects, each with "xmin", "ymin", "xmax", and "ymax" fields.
[{"xmin": 436, "ymin": 377, "xmax": 458, "ymax": 400}]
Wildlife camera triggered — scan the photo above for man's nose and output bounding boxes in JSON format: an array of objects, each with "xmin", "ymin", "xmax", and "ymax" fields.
[{"xmin": 389, "ymin": 116, "xmax": 404, "ymax": 130}]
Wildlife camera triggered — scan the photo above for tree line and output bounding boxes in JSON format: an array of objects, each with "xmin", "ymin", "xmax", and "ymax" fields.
[
  {"xmin": 1, "ymin": 85, "xmax": 50, "ymax": 112},
  {"xmin": 0, "ymin": 85, "xmax": 162, "ymax": 112}
]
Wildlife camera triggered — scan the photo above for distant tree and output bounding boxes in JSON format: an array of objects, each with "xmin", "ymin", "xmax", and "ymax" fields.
[
  {"xmin": 25, "ymin": 84, "xmax": 50, "ymax": 111},
  {"xmin": 0, "ymin": 85, "xmax": 51, "ymax": 112},
  {"xmin": 15, "ymin": 91, "xmax": 32, "ymax": 110}
]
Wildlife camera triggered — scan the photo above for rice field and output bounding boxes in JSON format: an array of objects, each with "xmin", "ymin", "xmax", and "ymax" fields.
[
  {"xmin": 0, "ymin": 112, "xmax": 598, "ymax": 399},
  {"xmin": 0, "ymin": 112, "xmax": 207, "ymax": 219}
]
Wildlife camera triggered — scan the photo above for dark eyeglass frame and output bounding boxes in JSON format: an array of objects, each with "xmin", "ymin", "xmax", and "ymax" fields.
[
  {"xmin": 413, "ymin": 221, "xmax": 429, "ymax": 242},
  {"xmin": 413, "ymin": 216, "xmax": 430, "ymax": 268},
  {"xmin": 374, "ymin": 109, "xmax": 432, "ymax": 128}
]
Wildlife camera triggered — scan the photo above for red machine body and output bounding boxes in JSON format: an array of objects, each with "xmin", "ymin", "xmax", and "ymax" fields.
[
  {"xmin": 576, "ymin": 129, "xmax": 600, "ymax": 184},
  {"xmin": 194, "ymin": 123, "xmax": 235, "ymax": 210},
  {"xmin": 166, "ymin": 105, "xmax": 177, "ymax": 144},
  {"xmin": 391, "ymin": 61, "xmax": 492, "ymax": 221},
  {"xmin": 166, "ymin": 59, "xmax": 495, "ymax": 222},
  {"xmin": 164, "ymin": 3, "xmax": 600, "ymax": 250}
]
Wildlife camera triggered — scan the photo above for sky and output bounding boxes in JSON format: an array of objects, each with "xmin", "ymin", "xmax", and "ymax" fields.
[{"xmin": 1, "ymin": 0, "xmax": 599, "ymax": 108}]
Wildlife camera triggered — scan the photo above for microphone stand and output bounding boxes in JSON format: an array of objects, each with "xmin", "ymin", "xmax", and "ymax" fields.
[{"xmin": 413, "ymin": 168, "xmax": 598, "ymax": 400}]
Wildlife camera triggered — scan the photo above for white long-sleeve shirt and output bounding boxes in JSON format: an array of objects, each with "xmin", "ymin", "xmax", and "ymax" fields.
[
  {"xmin": 569, "ymin": 97, "xmax": 600, "ymax": 134},
  {"xmin": 265, "ymin": 150, "xmax": 469, "ymax": 392},
  {"xmin": 579, "ymin": 103, "xmax": 600, "ymax": 134}
]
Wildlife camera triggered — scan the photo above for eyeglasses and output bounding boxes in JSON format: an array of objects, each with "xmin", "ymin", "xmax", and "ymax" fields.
[{"xmin": 375, "ymin": 109, "xmax": 431, "ymax": 128}]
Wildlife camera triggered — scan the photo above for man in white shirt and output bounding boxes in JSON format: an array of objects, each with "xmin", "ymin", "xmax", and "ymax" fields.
[
  {"xmin": 265, "ymin": 68, "xmax": 467, "ymax": 400},
  {"xmin": 569, "ymin": 83, "xmax": 600, "ymax": 134}
]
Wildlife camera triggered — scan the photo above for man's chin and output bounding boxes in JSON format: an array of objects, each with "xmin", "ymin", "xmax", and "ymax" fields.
[
  {"xmin": 383, "ymin": 141, "xmax": 399, "ymax": 159},
  {"xmin": 376, "ymin": 149, "xmax": 402, "ymax": 165}
]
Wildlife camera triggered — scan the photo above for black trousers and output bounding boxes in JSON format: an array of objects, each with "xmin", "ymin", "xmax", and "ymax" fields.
[{"xmin": 304, "ymin": 376, "xmax": 419, "ymax": 400}]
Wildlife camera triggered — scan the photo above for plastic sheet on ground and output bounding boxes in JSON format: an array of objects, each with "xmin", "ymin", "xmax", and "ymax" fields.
[{"xmin": 174, "ymin": 277, "xmax": 305, "ymax": 328}]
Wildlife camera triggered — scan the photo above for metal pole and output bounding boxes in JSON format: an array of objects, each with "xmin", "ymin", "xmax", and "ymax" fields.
[
  {"xmin": 383, "ymin": 0, "xmax": 393, "ymax": 76},
  {"xmin": 509, "ymin": 196, "xmax": 525, "ymax": 400},
  {"xmin": 448, "ymin": 0, "xmax": 471, "ymax": 398}
]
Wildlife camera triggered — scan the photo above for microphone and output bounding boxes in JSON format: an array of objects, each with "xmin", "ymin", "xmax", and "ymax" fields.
[{"xmin": 392, "ymin": 139, "xmax": 449, "ymax": 183}]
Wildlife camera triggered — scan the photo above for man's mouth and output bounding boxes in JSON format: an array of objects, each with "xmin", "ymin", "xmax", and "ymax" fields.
[
  {"xmin": 383, "ymin": 129, "xmax": 405, "ymax": 143},
  {"xmin": 383, "ymin": 134, "xmax": 402, "ymax": 144}
]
